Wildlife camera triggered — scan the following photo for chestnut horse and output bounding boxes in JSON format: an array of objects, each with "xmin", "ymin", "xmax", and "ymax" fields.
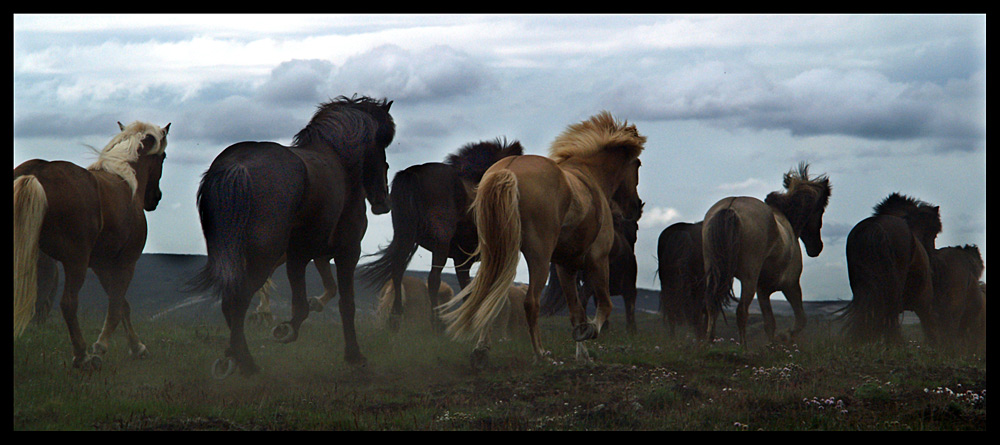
[
  {"xmin": 189, "ymin": 96, "xmax": 394, "ymax": 378},
  {"xmin": 841, "ymin": 193, "xmax": 941, "ymax": 345},
  {"xmin": 657, "ymin": 221, "xmax": 705, "ymax": 338},
  {"xmin": 440, "ymin": 112, "xmax": 645, "ymax": 367},
  {"xmin": 703, "ymin": 163, "xmax": 831, "ymax": 346},
  {"xmin": 930, "ymin": 244, "xmax": 985, "ymax": 354},
  {"xmin": 14, "ymin": 121, "xmax": 170, "ymax": 369},
  {"xmin": 359, "ymin": 139, "xmax": 524, "ymax": 331}
]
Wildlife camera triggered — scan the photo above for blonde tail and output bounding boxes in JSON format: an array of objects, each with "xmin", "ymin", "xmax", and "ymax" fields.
[
  {"xmin": 439, "ymin": 169, "xmax": 521, "ymax": 341},
  {"xmin": 13, "ymin": 175, "xmax": 47, "ymax": 339}
]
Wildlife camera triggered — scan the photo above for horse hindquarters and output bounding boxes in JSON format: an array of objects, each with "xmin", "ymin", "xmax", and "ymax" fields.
[{"xmin": 844, "ymin": 221, "xmax": 906, "ymax": 344}]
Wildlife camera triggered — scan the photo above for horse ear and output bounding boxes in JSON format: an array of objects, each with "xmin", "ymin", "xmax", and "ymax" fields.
[
  {"xmin": 384, "ymin": 100, "xmax": 393, "ymax": 112},
  {"xmin": 118, "ymin": 121, "xmax": 125, "ymax": 131},
  {"xmin": 163, "ymin": 123, "xmax": 171, "ymax": 136}
]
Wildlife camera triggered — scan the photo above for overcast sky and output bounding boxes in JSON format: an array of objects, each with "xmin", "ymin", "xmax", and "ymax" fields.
[{"xmin": 13, "ymin": 14, "xmax": 986, "ymax": 301}]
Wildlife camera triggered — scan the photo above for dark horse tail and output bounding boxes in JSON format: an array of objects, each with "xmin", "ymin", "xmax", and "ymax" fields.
[
  {"xmin": 187, "ymin": 165, "xmax": 253, "ymax": 300},
  {"xmin": 840, "ymin": 222, "xmax": 903, "ymax": 343},
  {"xmin": 704, "ymin": 209, "xmax": 740, "ymax": 319},
  {"xmin": 657, "ymin": 229, "xmax": 695, "ymax": 319},
  {"xmin": 357, "ymin": 168, "xmax": 428, "ymax": 289}
]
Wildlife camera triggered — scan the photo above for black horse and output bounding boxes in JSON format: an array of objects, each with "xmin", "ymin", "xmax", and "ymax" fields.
[
  {"xmin": 840, "ymin": 193, "xmax": 941, "ymax": 345},
  {"xmin": 930, "ymin": 244, "xmax": 985, "ymax": 354},
  {"xmin": 189, "ymin": 96, "xmax": 395, "ymax": 378},
  {"xmin": 656, "ymin": 221, "xmax": 705, "ymax": 338},
  {"xmin": 539, "ymin": 204, "xmax": 642, "ymax": 334},
  {"xmin": 358, "ymin": 138, "xmax": 523, "ymax": 331}
]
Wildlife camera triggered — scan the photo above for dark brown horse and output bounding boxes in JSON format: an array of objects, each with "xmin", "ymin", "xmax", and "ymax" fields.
[
  {"xmin": 841, "ymin": 193, "xmax": 941, "ymax": 345},
  {"xmin": 440, "ymin": 111, "xmax": 645, "ymax": 366},
  {"xmin": 189, "ymin": 96, "xmax": 394, "ymax": 378},
  {"xmin": 539, "ymin": 201, "xmax": 643, "ymax": 334},
  {"xmin": 657, "ymin": 221, "xmax": 705, "ymax": 338},
  {"xmin": 358, "ymin": 139, "xmax": 523, "ymax": 331},
  {"xmin": 703, "ymin": 163, "xmax": 831, "ymax": 346},
  {"xmin": 14, "ymin": 121, "xmax": 170, "ymax": 369},
  {"xmin": 930, "ymin": 244, "xmax": 985, "ymax": 354}
]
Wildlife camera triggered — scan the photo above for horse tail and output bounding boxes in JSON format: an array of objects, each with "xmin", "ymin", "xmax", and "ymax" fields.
[
  {"xmin": 840, "ymin": 222, "xmax": 903, "ymax": 343},
  {"xmin": 358, "ymin": 169, "xmax": 422, "ymax": 289},
  {"xmin": 658, "ymin": 229, "xmax": 695, "ymax": 320},
  {"xmin": 13, "ymin": 175, "xmax": 47, "ymax": 338},
  {"xmin": 439, "ymin": 168, "xmax": 521, "ymax": 341},
  {"xmin": 187, "ymin": 164, "xmax": 252, "ymax": 301},
  {"xmin": 704, "ymin": 209, "xmax": 740, "ymax": 318}
]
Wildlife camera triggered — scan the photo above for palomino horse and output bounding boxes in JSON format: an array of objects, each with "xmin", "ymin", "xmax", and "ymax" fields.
[
  {"xmin": 14, "ymin": 121, "xmax": 170, "ymax": 369},
  {"xmin": 189, "ymin": 96, "xmax": 394, "ymax": 378},
  {"xmin": 657, "ymin": 221, "xmax": 705, "ymax": 338},
  {"xmin": 539, "ymin": 201, "xmax": 643, "ymax": 333},
  {"xmin": 374, "ymin": 275, "xmax": 454, "ymax": 330},
  {"xmin": 359, "ymin": 139, "xmax": 524, "ymax": 331},
  {"xmin": 440, "ymin": 111, "xmax": 645, "ymax": 366},
  {"xmin": 841, "ymin": 193, "xmax": 941, "ymax": 345},
  {"xmin": 703, "ymin": 163, "xmax": 831, "ymax": 346},
  {"xmin": 930, "ymin": 244, "xmax": 985, "ymax": 354}
]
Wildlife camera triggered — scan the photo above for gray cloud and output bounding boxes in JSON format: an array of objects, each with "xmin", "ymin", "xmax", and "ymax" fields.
[
  {"xmin": 605, "ymin": 63, "xmax": 985, "ymax": 152},
  {"xmin": 257, "ymin": 59, "xmax": 335, "ymax": 106}
]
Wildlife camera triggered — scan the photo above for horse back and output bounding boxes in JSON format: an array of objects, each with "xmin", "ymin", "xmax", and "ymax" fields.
[{"xmin": 13, "ymin": 160, "xmax": 103, "ymax": 260}]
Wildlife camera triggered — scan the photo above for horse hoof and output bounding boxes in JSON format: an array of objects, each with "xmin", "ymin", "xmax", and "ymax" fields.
[
  {"xmin": 345, "ymin": 351, "xmax": 368, "ymax": 367},
  {"xmin": 212, "ymin": 357, "xmax": 236, "ymax": 380},
  {"xmin": 309, "ymin": 297, "xmax": 325, "ymax": 312},
  {"xmin": 470, "ymin": 348, "xmax": 490, "ymax": 371},
  {"xmin": 74, "ymin": 354, "xmax": 102, "ymax": 371},
  {"xmin": 271, "ymin": 323, "xmax": 296, "ymax": 343},
  {"xmin": 91, "ymin": 342, "xmax": 109, "ymax": 356},
  {"xmin": 572, "ymin": 323, "xmax": 598, "ymax": 342},
  {"xmin": 130, "ymin": 344, "xmax": 149, "ymax": 360}
]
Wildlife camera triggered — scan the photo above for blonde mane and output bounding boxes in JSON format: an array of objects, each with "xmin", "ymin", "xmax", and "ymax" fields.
[
  {"xmin": 548, "ymin": 111, "xmax": 646, "ymax": 163},
  {"xmin": 87, "ymin": 121, "xmax": 167, "ymax": 196}
]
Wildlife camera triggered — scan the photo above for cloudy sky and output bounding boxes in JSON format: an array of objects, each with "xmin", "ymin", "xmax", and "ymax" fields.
[{"xmin": 13, "ymin": 14, "xmax": 986, "ymax": 302}]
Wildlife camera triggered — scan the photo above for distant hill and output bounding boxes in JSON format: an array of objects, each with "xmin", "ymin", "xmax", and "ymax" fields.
[{"xmin": 36, "ymin": 253, "xmax": 852, "ymax": 325}]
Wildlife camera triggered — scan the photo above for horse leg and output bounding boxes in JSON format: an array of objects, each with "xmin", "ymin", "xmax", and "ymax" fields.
[
  {"xmin": 735, "ymin": 277, "xmax": 757, "ymax": 348},
  {"xmin": 309, "ymin": 259, "xmax": 338, "ymax": 312},
  {"xmin": 584, "ymin": 257, "xmax": 613, "ymax": 340},
  {"xmin": 219, "ymin": 291, "xmax": 258, "ymax": 376},
  {"xmin": 93, "ymin": 264, "xmax": 147, "ymax": 358},
  {"xmin": 555, "ymin": 264, "xmax": 592, "ymax": 362},
  {"xmin": 273, "ymin": 257, "xmax": 309, "ymax": 343},
  {"xmin": 781, "ymin": 283, "xmax": 807, "ymax": 344},
  {"xmin": 334, "ymin": 247, "xmax": 366, "ymax": 366},
  {"xmin": 624, "ymin": 287, "xmax": 638, "ymax": 336},
  {"xmin": 756, "ymin": 287, "xmax": 777, "ymax": 342},
  {"xmin": 426, "ymin": 245, "xmax": 450, "ymax": 332},
  {"xmin": 455, "ymin": 250, "xmax": 473, "ymax": 290},
  {"xmin": 523, "ymin": 254, "xmax": 552, "ymax": 363},
  {"xmin": 59, "ymin": 260, "xmax": 100, "ymax": 370}
]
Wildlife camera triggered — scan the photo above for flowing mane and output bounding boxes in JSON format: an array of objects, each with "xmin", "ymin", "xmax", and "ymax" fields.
[
  {"xmin": 88, "ymin": 121, "xmax": 168, "ymax": 196},
  {"xmin": 291, "ymin": 95, "xmax": 395, "ymax": 167},
  {"xmin": 548, "ymin": 111, "xmax": 646, "ymax": 163},
  {"xmin": 444, "ymin": 138, "xmax": 524, "ymax": 182},
  {"xmin": 764, "ymin": 162, "xmax": 831, "ymax": 236}
]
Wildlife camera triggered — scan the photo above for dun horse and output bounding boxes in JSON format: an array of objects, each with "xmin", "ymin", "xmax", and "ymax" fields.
[
  {"xmin": 189, "ymin": 96, "xmax": 394, "ymax": 378},
  {"xmin": 359, "ymin": 139, "xmax": 524, "ymax": 331},
  {"xmin": 14, "ymin": 121, "xmax": 170, "ymax": 369},
  {"xmin": 657, "ymin": 221, "xmax": 705, "ymax": 338},
  {"xmin": 374, "ymin": 275, "xmax": 454, "ymax": 330},
  {"xmin": 440, "ymin": 112, "xmax": 645, "ymax": 367},
  {"xmin": 841, "ymin": 193, "xmax": 941, "ymax": 345},
  {"xmin": 930, "ymin": 244, "xmax": 985, "ymax": 354},
  {"xmin": 703, "ymin": 163, "xmax": 831, "ymax": 346}
]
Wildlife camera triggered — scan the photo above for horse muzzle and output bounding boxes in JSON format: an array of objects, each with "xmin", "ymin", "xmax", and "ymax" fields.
[{"xmin": 371, "ymin": 202, "xmax": 391, "ymax": 215}]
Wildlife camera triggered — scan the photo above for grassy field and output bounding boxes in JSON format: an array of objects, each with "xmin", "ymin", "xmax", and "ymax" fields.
[{"xmin": 13, "ymin": 309, "xmax": 986, "ymax": 431}]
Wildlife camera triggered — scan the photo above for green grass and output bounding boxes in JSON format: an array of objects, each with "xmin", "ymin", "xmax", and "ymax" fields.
[{"xmin": 13, "ymin": 310, "xmax": 986, "ymax": 430}]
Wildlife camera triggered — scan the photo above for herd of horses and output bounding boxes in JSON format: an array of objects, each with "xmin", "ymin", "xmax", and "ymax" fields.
[{"xmin": 13, "ymin": 95, "xmax": 985, "ymax": 378}]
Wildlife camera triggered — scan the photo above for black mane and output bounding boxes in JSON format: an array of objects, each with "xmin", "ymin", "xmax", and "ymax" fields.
[
  {"xmin": 291, "ymin": 95, "xmax": 395, "ymax": 166},
  {"xmin": 444, "ymin": 138, "xmax": 524, "ymax": 182}
]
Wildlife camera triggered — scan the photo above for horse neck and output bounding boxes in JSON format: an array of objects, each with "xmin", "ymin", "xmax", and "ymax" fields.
[{"xmin": 562, "ymin": 152, "xmax": 629, "ymax": 200}]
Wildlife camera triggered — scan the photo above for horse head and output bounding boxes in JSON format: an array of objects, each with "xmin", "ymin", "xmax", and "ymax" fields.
[
  {"xmin": 766, "ymin": 163, "xmax": 831, "ymax": 257},
  {"xmin": 612, "ymin": 158, "xmax": 644, "ymax": 224},
  {"xmin": 134, "ymin": 123, "xmax": 170, "ymax": 211}
]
